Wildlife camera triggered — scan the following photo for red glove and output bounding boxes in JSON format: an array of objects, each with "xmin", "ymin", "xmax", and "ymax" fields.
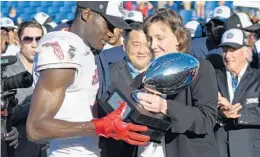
[{"xmin": 91, "ymin": 102, "xmax": 150, "ymax": 146}]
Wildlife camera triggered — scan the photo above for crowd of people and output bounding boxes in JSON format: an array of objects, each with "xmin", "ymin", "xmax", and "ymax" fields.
[{"xmin": 1, "ymin": 1, "xmax": 260, "ymax": 157}]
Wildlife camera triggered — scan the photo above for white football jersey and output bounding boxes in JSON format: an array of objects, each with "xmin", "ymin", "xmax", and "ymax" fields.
[{"xmin": 34, "ymin": 31, "xmax": 100, "ymax": 157}]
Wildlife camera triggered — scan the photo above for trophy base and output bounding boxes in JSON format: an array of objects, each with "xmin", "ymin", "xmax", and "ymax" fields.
[{"xmin": 98, "ymin": 82, "xmax": 171, "ymax": 143}]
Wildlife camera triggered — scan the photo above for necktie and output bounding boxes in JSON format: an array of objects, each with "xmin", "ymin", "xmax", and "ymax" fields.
[{"xmin": 231, "ymin": 75, "xmax": 238, "ymax": 93}]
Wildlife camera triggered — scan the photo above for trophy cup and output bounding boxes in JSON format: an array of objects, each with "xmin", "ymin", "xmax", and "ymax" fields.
[
  {"xmin": 98, "ymin": 53, "xmax": 199, "ymax": 143},
  {"xmin": 132, "ymin": 53, "xmax": 200, "ymax": 102}
]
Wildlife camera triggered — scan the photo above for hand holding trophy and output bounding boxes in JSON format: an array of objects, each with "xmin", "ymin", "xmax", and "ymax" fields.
[{"xmin": 99, "ymin": 53, "xmax": 199, "ymax": 143}]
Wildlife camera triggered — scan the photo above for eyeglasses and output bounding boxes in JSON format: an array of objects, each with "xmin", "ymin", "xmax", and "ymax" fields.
[{"xmin": 22, "ymin": 36, "xmax": 42, "ymax": 44}]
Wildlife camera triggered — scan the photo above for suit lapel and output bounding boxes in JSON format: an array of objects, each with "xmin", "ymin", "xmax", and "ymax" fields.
[
  {"xmin": 118, "ymin": 60, "xmax": 133, "ymax": 86},
  {"xmin": 216, "ymin": 68, "xmax": 230, "ymax": 100},
  {"xmin": 232, "ymin": 67, "xmax": 254, "ymax": 104}
]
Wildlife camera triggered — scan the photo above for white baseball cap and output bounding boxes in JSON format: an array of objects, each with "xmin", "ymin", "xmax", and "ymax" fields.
[
  {"xmin": 219, "ymin": 28, "xmax": 249, "ymax": 49},
  {"xmin": 0, "ymin": 17, "xmax": 18, "ymax": 29},
  {"xmin": 225, "ymin": 12, "xmax": 260, "ymax": 32},
  {"xmin": 210, "ymin": 6, "xmax": 231, "ymax": 23},
  {"xmin": 124, "ymin": 10, "xmax": 143, "ymax": 23},
  {"xmin": 33, "ymin": 12, "xmax": 50, "ymax": 25},
  {"xmin": 185, "ymin": 20, "xmax": 202, "ymax": 38}
]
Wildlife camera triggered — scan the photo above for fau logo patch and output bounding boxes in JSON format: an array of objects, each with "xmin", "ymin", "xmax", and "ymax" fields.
[
  {"xmin": 42, "ymin": 41, "xmax": 64, "ymax": 60},
  {"xmin": 92, "ymin": 68, "xmax": 99, "ymax": 85}
]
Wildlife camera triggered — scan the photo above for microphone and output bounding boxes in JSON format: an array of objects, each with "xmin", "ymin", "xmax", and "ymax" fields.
[{"xmin": 0, "ymin": 56, "xmax": 17, "ymax": 67}]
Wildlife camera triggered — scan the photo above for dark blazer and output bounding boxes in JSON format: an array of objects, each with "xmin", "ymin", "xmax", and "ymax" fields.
[
  {"xmin": 99, "ymin": 59, "xmax": 137, "ymax": 157},
  {"xmin": 132, "ymin": 59, "xmax": 220, "ymax": 157},
  {"xmin": 214, "ymin": 66, "xmax": 260, "ymax": 157},
  {"xmin": 96, "ymin": 45, "xmax": 126, "ymax": 99}
]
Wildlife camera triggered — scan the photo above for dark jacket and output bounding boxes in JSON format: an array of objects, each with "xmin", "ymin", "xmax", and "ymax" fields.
[
  {"xmin": 96, "ymin": 45, "xmax": 125, "ymax": 99},
  {"xmin": 4, "ymin": 55, "xmax": 46, "ymax": 157},
  {"xmin": 214, "ymin": 66, "xmax": 260, "ymax": 157},
  {"xmin": 133, "ymin": 59, "xmax": 220, "ymax": 157},
  {"xmin": 99, "ymin": 59, "xmax": 137, "ymax": 157}
]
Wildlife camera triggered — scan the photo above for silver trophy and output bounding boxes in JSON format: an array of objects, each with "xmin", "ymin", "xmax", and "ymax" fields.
[{"xmin": 132, "ymin": 53, "xmax": 200, "ymax": 102}]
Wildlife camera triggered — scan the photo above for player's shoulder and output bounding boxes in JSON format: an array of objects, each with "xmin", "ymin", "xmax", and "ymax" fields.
[
  {"xmin": 38, "ymin": 31, "xmax": 84, "ymax": 48},
  {"xmin": 36, "ymin": 31, "xmax": 92, "ymax": 57}
]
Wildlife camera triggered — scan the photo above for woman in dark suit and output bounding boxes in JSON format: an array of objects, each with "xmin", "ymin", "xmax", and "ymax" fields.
[{"xmin": 136, "ymin": 8, "xmax": 220, "ymax": 157}]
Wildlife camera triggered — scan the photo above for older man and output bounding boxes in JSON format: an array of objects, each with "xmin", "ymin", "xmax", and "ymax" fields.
[{"xmin": 215, "ymin": 28, "xmax": 260, "ymax": 157}]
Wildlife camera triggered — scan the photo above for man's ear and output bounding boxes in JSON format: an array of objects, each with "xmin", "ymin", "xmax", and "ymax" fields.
[{"xmin": 81, "ymin": 8, "xmax": 92, "ymax": 22}]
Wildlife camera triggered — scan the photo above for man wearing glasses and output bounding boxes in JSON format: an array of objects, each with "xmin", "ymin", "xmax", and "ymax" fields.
[{"xmin": 3, "ymin": 21, "xmax": 46, "ymax": 157}]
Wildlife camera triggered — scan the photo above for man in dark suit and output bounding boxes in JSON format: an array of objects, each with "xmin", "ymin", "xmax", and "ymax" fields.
[
  {"xmin": 96, "ymin": 45, "xmax": 125, "ymax": 99},
  {"xmin": 215, "ymin": 28, "xmax": 260, "ymax": 157},
  {"xmin": 98, "ymin": 21, "xmax": 151, "ymax": 157}
]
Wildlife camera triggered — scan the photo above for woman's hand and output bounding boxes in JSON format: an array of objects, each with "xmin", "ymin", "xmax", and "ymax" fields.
[{"xmin": 137, "ymin": 92, "xmax": 168, "ymax": 115}]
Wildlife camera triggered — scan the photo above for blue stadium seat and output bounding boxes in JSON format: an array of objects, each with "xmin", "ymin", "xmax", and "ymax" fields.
[
  {"xmin": 1, "ymin": 1, "xmax": 8, "ymax": 6},
  {"xmin": 204, "ymin": 1, "xmax": 218, "ymax": 17},
  {"xmin": 20, "ymin": 13, "xmax": 32, "ymax": 21},
  {"xmin": 51, "ymin": 1, "xmax": 64, "ymax": 7},
  {"xmin": 9, "ymin": 1, "xmax": 18, "ymax": 8},
  {"xmin": 48, "ymin": 7, "xmax": 59, "ymax": 15},
  {"xmin": 71, "ymin": 6, "xmax": 76, "ymax": 13},
  {"xmin": 179, "ymin": 9, "xmax": 193, "ymax": 24},
  {"xmin": 2, "ymin": 1, "xmax": 80, "ymax": 24},
  {"xmin": 23, "ymin": 8, "xmax": 34, "ymax": 14},
  {"xmin": 35, "ymin": 7, "xmax": 44, "ymax": 13},
  {"xmin": 1, "ymin": 7, "xmax": 10, "ymax": 16},
  {"xmin": 64, "ymin": 1, "xmax": 76, "ymax": 6},
  {"xmin": 41, "ymin": 1, "xmax": 52, "ymax": 7},
  {"xmin": 224, "ymin": 1, "xmax": 234, "ymax": 9},
  {"xmin": 59, "ymin": 6, "xmax": 72, "ymax": 13},
  {"xmin": 54, "ymin": 14, "xmax": 63, "ymax": 23},
  {"xmin": 18, "ymin": 1, "xmax": 30, "ymax": 7},
  {"xmin": 29, "ymin": 1, "xmax": 40, "ymax": 7},
  {"xmin": 67, "ymin": 13, "xmax": 75, "ymax": 20}
]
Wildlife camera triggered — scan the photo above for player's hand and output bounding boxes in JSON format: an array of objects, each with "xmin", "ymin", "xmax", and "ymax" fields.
[
  {"xmin": 5, "ymin": 127, "xmax": 19, "ymax": 149},
  {"xmin": 91, "ymin": 102, "xmax": 150, "ymax": 146}
]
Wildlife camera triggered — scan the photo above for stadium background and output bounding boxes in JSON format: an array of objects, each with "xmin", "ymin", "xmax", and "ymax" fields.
[{"xmin": 1, "ymin": 1, "xmax": 260, "ymax": 26}]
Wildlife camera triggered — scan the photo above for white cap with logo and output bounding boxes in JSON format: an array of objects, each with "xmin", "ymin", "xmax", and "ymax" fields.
[
  {"xmin": 211, "ymin": 6, "xmax": 231, "ymax": 23},
  {"xmin": 219, "ymin": 28, "xmax": 249, "ymax": 49},
  {"xmin": 124, "ymin": 10, "xmax": 144, "ymax": 23},
  {"xmin": 33, "ymin": 12, "xmax": 50, "ymax": 25}
]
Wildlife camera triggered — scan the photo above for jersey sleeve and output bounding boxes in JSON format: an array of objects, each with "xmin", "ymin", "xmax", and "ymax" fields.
[{"xmin": 35, "ymin": 37, "xmax": 79, "ymax": 72}]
